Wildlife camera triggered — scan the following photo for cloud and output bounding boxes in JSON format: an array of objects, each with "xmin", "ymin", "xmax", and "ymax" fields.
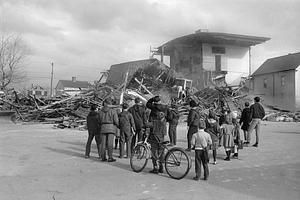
[{"xmin": 1, "ymin": 0, "xmax": 299, "ymax": 88}]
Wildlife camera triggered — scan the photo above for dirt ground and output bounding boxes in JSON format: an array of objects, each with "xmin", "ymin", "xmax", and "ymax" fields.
[{"xmin": 0, "ymin": 118, "xmax": 300, "ymax": 200}]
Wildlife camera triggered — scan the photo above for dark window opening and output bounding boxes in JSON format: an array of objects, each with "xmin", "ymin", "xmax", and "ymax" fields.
[{"xmin": 212, "ymin": 46, "xmax": 225, "ymax": 54}]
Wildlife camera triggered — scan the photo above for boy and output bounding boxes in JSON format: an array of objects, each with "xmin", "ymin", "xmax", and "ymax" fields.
[
  {"xmin": 119, "ymin": 102, "xmax": 136, "ymax": 158},
  {"xmin": 191, "ymin": 119, "xmax": 212, "ymax": 181},
  {"xmin": 166, "ymin": 103, "xmax": 180, "ymax": 146}
]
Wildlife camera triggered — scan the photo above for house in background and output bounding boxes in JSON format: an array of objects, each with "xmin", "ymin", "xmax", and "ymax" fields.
[
  {"xmin": 55, "ymin": 77, "xmax": 91, "ymax": 96},
  {"xmin": 106, "ymin": 58, "xmax": 168, "ymax": 86},
  {"xmin": 28, "ymin": 84, "xmax": 48, "ymax": 98},
  {"xmin": 156, "ymin": 30, "xmax": 270, "ymax": 89},
  {"xmin": 250, "ymin": 52, "xmax": 300, "ymax": 111}
]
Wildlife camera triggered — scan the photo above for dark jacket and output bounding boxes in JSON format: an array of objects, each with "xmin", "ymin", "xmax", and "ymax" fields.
[
  {"xmin": 86, "ymin": 110, "xmax": 100, "ymax": 135},
  {"xmin": 166, "ymin": 108, "xmax": 180, "ymax": 125},
  {"xmin": 98, "ymin": 106, "xmax": 119, "ymax": 134},
  {"xmin": 146, "ymin": 97, "xmax": 168, "ymax": 122},
  {"xmin": 239, "ymin": 107, "xmax": 251, "ymax": 131},
  {"xmin": 187, "ymin": 108, "xmax": 200, "ymax": 127},
  {"xmin": 146, "ymin": 97, "xmax": 168, "ymax": 138},
  {"xmin": 128, "ymin": 104, "xmax": 147, "ymax": 130},
  {"xmin": 119, "ymin": 110, "xmax": 136, "ymax": 136},
  {"xmin": 250, "ymin": 103, "xmax": 265, "ymax": 120}
]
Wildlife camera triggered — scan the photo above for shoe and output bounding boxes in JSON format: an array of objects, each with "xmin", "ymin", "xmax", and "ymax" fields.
[
  {"xmin": 203, "ymin": 177, "xmax": 208, "ymax": 181},
  {"xmin": 108, "ymin": 158, "xmax": 116, "ymax": 162},
  {"xmin": 185, "ymin": 148, "xmax": 191, "ymax": 152},
  {"xmin": 232, "ymin": 153, "xmax": 238, "ymax": 159},
  {"xmin": 224, "ymin": 157, "xmax": 230, "ymax": 161},
  {"xmin": 213, "ymin": 161, "xmax": 217, "ymax": 165},
  {"xmin": 193, "ymin": 177, "xmax": 200, "ymax": 181},
  {"xmin": 158, "ymin": 167, "xmax": 164, "ymax": 173},
  {"xmin": 119, "ymin": 156, "xmax": 123, "ymax": 159},
  {"xmin": 101, "ymin": 158, "xmax": 107, "ymax": 162},
  {"xmin": 252, "ymin": 143, "xmax": 258, "ymax": 147},
  {"xmin": 149, "ymin": 168, "xmax": 159, "ymax": 174},
  {"xmin": 84, "ymin": 155, "xmax": 90, "ymax": 159}
]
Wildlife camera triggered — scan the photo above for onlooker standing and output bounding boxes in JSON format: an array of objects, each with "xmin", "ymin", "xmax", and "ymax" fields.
[
  {"xmin": 232, "ymin": 118, "xmax": 241, "ymax": 158},
  {"xmin": 99, "ymin": 98, "xmax": 119, "ymax": 162},
  {"xmin": 166, "ymin": 103, "xmax": 180, "ymax": 146},
  {"xmin": 205, "ymin": 109, "xmax": 221, "ymax": 165},
  {"xmin": 146, "ymin": 95, "xmax": 168, "ymax": 174},
  {"xmin": 186, "ymin": 100, "xmax": 200, "ymax": 151},
  {"xmin": 239, "ymin": 102, "xmax": 251, "ymax": 144},
  {"xmin": 85, "ymin": 104, "xmax": 101, "ymax": 159},
  {"xmin": 191, "ymin": 119, "xmax": 212, "ymax": 181},
  {"xmin": 118, "ymin": 103, "xmax": 136, "ymax": 158},
  {"xmin": 247, "ymin": 97, "xmax": 265, "ymax": 147},
  {"xmin": 221, "ymin": 117, "xmax": 235, "ymax": 161},
  {"xmin": 128, "ymin": 97, "xmax": 147, "ymax": 150}
]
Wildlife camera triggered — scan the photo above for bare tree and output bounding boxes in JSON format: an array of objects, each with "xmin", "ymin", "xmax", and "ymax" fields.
[{"xmin": 0, "ymin": 34, "xmax": 27, "ymax": 90}]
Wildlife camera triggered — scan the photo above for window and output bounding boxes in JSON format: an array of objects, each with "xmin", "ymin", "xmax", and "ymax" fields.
[
  {"xmin": 281, "ymin": 76, "xmax": 285, "ymax": 86},
  {"xmin": 263, "ymin": 78, "xmax": 267, "ymax": 88},
  {"xmin": 212, "ymin": 46, "xmax": 225, "ymax": 54},
  {"xmin": 35, "ymin": 91, "xmax": 42, "ymax": 95}
]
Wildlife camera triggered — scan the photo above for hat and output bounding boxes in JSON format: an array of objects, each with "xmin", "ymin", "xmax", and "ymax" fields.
[
  {"xmin": 122, "ymin": 102, "xmax": 129, "ymax": 109},
  {"xmin": 153, "ymin": 96, "xmax": 161, "ymax": 102},
  {"xmin": 189, "ymin": 100, "xmax": 197, "ymax": 107},
  {"xmin": 90, "ymin": 104, "xmax": 97, "ymax": 111}
]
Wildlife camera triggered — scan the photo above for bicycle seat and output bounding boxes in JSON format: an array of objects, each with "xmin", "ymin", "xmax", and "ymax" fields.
[{"xmin": 160, "ymin": 141, "xmax": 170, "ymax": 145}]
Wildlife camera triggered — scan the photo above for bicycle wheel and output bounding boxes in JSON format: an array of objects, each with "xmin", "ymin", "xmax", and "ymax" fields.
[
  {"xmin": 165, "ymin": 147, "xmax": 191, "ymax": 179},
  {"xmin": 130, "ymin": 144, "xmax": 149, "ymax": 173}
]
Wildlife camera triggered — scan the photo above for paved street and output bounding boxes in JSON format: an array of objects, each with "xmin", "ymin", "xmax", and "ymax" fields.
[{"xmin": 0, "ymin": 120, "xmax": 299, "ymax": 200}]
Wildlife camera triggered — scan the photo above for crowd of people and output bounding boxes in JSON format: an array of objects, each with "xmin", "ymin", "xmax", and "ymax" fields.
[{"xmin": 84, "ymin": 95, "xmax": 265, "ymax": 181}]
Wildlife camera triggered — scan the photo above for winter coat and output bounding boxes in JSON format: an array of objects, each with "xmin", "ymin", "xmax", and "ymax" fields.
[
  {"xmin": 187, "ymin": 108, "xmax": 201, "ymax": 127},
  {"xmin": 86, "ymin": 110, "xmax": 100, "ymax": 135},
  {"xmin": 98, "ymin": 106, "xmax": 119, "ymax": 134},
  {"xmin": 146, "ymin": 97, "xmax": 168, "ymax": 122},
  {"xmin": 119, "ymin": 110, "xmax": 136, "ymax": 137},
  {"xmin": 146, "ymin": 97, "xmax": 168, "ymax": 137},
  {"xmin": 128, "ymin": 104, "xmax": 147, "ymax": 131},
  {"xmin": 221, "ymin": 124, "xmax": 235, "ymax": 148},
  {"xmin": 239, "ymin": 107, "xmax": 251, "ymax": 131},
  {"xmin": 250, "ymin": 102, "xmax": 265, "ymax": 120},
  {"xmin": 166, "ymin": 108, "xmax": 180, "ymax": 125}
]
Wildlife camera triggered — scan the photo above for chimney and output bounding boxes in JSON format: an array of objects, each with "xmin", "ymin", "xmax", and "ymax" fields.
[{"xmin": 72, "ymin": 77, "xmax": 76, "ymax": 82}]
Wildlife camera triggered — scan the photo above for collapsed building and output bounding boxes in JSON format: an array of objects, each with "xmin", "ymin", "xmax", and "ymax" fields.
[{"xmin": 155, "ymin": 30, "xmax": 270, "ymax": 89}]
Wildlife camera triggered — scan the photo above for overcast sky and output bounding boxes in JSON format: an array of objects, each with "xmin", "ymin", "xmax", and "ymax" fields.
[{"xmin": 1, "ymin": 0, "xmax": 299, "ymax": 89}]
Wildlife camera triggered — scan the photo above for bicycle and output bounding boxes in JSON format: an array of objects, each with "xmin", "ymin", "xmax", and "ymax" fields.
[{"xmin": 130, "ymin": 134, "xmax": 192, "ymax": 180}]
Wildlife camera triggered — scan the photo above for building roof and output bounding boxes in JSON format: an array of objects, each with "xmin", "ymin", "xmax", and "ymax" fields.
[
  {"xmin": 252, "ymin": 52, "xmax": 300, "ymax": 76},
  {"xmin": 158, "ymin": 31, "xmax": 270, "ymax": 54},
  {"xmin": 57, "ymin": 80, "xmax": 91, "ymax": 89},
  {"xmin": 106, "ymin": 58, "xmax": 168, "ymax": 86}
]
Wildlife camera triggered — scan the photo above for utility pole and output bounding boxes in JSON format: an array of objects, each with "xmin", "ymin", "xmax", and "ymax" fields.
[{"xmin": 50, "ymin": 62, "xmax": 54, "ymax": 97}]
